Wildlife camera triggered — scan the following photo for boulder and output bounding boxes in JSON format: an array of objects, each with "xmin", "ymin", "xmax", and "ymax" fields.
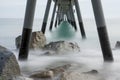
[
  {"xmin": 30, "ymin": 70, "xmax": 54, "ymax": 79},
  {"xmin": 83, "ymin": 70, "xmax": 98, "ymax": 74},
  {"xmin": 0, "ymin": 45, "xmax": 20, "ymax": 80},
  {"xmin": 43, "ymin": 51, "xmax": 56, "ymax": 55},
  {"xmin": 115, "ymin": 41, "xmax": 120, "ymax": 49},
  {"xmin": 60, "ymin": 71, "xmax": 103, "ymax": 80},
  {"xmin": 16, "ymin": 35, "xmax": 21, "ymax": 49},
  {"xmin": 29, "ymin": 64, "xmax": 71, "ymax": 79},
  {"xmin": 12, "ymin": 76, "xmax": 33, "ymax": 80},
  {"xmin": 15, "ymin": 31, "xmax": 46, "ymax": 49},
  {"xmin": 43, "ymin": 41, "xmax": 80, "ymax": 54}
]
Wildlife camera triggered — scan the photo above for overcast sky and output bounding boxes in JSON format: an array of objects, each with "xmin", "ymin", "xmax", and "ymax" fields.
[{"xmin": 0, "ymin": 0, "xmax": 120, "ymax": 18}]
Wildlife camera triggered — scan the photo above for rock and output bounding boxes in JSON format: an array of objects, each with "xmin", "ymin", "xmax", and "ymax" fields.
[
  {"xmin": 30, "ymin": 70, "xmax": 54, "ymax": 79},
  {"xmin": 83, "ymin": 70, "xmax": 98, "ymax": 74},
  {"xmin": 44, "ymin": 51, "xmax": 56, "ymax": 55},
  {"xmin": 115, "ymin": 41, "xmax": 120, "ymax": 49},
  {"xmin": 49, "ymin": 64, "xmax": 71, "ymax": 75},
  {"xmin": 0, "ymin": 45, "xmax": 20, "ymax": 80},
  {"xmin": 60, "ymin": 71, "xmax": 103, "ymax": 80},
  {"xmin": 15, "ymin": 31, "xmax": 46, "ymax": 49},
  {"xmin": 0, "ymin": 46, "xmax": 6, "ymax": 50},
  {"xmin": 43, "ymin": 41, "xmax": 80, "ymax": 54},
  {"xmin": 12, "ymin": 76, "xmax": 33, "ymax": 80},
  {"xmin": 16, "ymin": 35, "xmax": 21, "ymax": 49},
  {"xmin": 29, "ymin": 64, "xmax": 71, "ymax": 79}
]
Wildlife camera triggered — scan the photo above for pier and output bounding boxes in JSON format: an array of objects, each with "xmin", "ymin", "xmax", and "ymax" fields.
[{"xmin": 19, "ymin": 0, "xmax": 114, "ymax": 61}]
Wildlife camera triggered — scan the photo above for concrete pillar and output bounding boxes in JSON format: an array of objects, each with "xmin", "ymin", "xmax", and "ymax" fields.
[
  {"xmin": 41, "ymin": 0, "xmax": 52, "ymax": 34},
  {"xmin": 55, "ymin": 14, "xmax": 58, "ymax": 28},
  {"xmin": 58, "ymin": 13, "xmax": 61, "ymax": 25},
  {"xmin": 58, "ymin": 7, "xmax": 62, "ymax": 25},
  {"xmin": 59, "ymin": 13, "xmax": 64, "ymax": 24},
  {"xmin": 49, "ymin": 0, "xmax": 57, "ymax": 31},
  {"xmin": 66, "ymin": 13, "xmax": 72, "ymax": 25},
  {"xmin": 58, "ymin": 13, "xmax": 62, "ymax": 25},
  {"xmin": 56, "ymin": 6, "xmax": 62, "ymax": 27},
  {"xmin": 91, "ymin": 0, "xmax": 113, "ymax": 61},
  {"xmin": 74, "ymin": 0, "xmax": 86, "ymax": 39},
  {"xmin": 70, "ymin": 4, "xmax": 77, "ymax": 31},
  {"xmin": 67, "ymin": 12, "xmax": 74, "ymax": 26},
  {"xmin": 58, "ymin": 6, "xmax": 64, "ymax": 25},
  {"xmin": 54, "ymin": 6, "xmax": 60, "ymax": 28},
  {"xmin": 19, "ymin": 0, "xmax": 36, "ymax": 60},
  {"xmin": 61, "ymin": 13, "xmax": 64, "ymax": 22},
  {"xmin": 64, "ymin": 14, "xmax": 67, "ymax": 21}
]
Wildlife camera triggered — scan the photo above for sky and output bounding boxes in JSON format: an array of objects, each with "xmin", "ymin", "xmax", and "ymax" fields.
[{"xmin": 0, "ymin": 0, "xmax": 120, "ymax": 19}]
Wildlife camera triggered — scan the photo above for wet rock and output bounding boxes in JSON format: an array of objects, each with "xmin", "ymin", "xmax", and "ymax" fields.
[
  {"xmin": 0, "ymin": 45, "xmax": 20, "ymax": 80},
  {"xmin": 12, "ymin": 76, "xmax": 33, "ymax": 80},
  {"xmin": 83, "ymin": 70, "xmax": 98, "ymax": 74},
  {"xmin": 115, "ymin": 41, "xmax": 120, "ymax": 49},
  {"xmin": 43, "ymin": 41, "xmax": 80, "ymax": 54},
  {"xmin": 16, "ymin": 35, "xmax": 21, "ymax": 49},
  {"xmin": 44, "ymin": 51, "xmax": 56, "ymax": 55},
  {"xmin": 29, "ymin": 64, "xmax": 71, "ymax": 79},
  {"xmin": 0, "ymin": 46, "xmax": 6, "ymax": 50},
  {"xmin": 60, "ymin": 71, "xmax": 102, "ymax": 80},
  {"xmin": 15, "ymin": 31, "xmax": 46, "ymax": 49},
  {"xmin": 49, "ymin": 64, "xmax": 71, "ymax": 75},
  {"xmin": 30, "ymin": 70, "xmax": 54, "ymax": 79}
]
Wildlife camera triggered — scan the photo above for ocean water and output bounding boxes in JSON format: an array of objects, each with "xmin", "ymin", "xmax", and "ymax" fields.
[{"xmin": 0, "ymin": 18, "xmax": 120, "ymax": 79}]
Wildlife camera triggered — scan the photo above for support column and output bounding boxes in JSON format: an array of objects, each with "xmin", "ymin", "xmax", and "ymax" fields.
[
  {"xmin": 41, "ymin": 0, "xmax": 52, "ymax": 34},
  {"xmin": 19, "ymin": 0, "xmax": 36, "ymax": 60},
  {"xmin": 66, "ymin": 13, "xmax": 72, "ymax": 25},
  {"xmin": 54, "ymin": 6, "xmax": 60, "ymax": 28},
  {"xmin": 91, "ymin": 0, "xmax": 113, "ymax": 61},
  {"xmin": 67, "ymin": 11, "xmax": 74, "ymax": 26},
  {"xmin": 58, "ymin": 13, "xmax": 61, "ymax": 25},
  {"xmin": 74, "ymin": 0, "xmax": 86, "ymax": 39},
  {"xmin": 58, "ymin": 13, "xmax": 62, "ymax": 25},
  {"xmin": 70, "ymin": 5, "xmax": 77, "ymax": 31},
  {"xmin": 55, "ymin": 13, "xmax": 58, "ymax": 28},
  {"xmin": 61, "ymin": 13, "xmax": 64, "ymax": 21},
  {"xmin": 49, "ymin": 0, "xmax": 57, "ymax": 31},
  {"xmin": 58, "ymin": 6, "xmax": 63, "ymax": 25},
  {"xmin": 59, "ymin": 13, "xmax": 64, "ymax": 24}
]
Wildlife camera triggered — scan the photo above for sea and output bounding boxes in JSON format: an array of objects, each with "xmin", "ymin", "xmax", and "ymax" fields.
[{"xmin": 0, "ymin": 18, "xmax": 120, "ymax": 80}]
